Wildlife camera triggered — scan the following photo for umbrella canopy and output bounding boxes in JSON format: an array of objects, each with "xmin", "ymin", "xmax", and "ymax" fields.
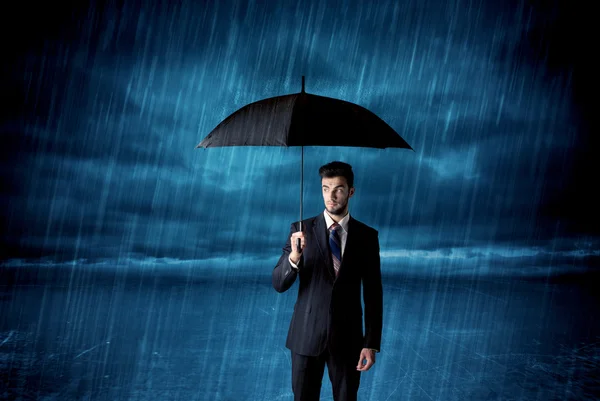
[
  {"xmin": 196, "ymin": 79, "xmax": 412, "ymax": 150},
  {"xmin": 196, "ymin": 77, "xmax": 412, "ymax": 251}
]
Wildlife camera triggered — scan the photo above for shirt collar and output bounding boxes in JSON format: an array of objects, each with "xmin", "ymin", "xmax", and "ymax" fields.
[{"xmin": 323, "ymin": 210, "xmax": 350, "ymax": 233}]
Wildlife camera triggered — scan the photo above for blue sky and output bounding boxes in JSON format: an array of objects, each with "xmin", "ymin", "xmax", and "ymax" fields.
[{"xmin": 1, "ymin": 0, "xmax": 597, "ymax": 275}]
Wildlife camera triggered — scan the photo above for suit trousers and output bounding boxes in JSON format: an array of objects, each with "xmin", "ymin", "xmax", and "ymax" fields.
[{"xmin": 291, "ymin": 347, "xmax": 361, "ymax": 401}]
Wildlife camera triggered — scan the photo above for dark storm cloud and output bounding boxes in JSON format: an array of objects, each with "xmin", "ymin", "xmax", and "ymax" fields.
[
  {"xmin": 2, "ymin": 148, "xmax": 296, "ymax": 261},
  {"xmin": 1, "ymin": 0, "xmax": 596, "ymax": 275},
  {"xmin": 503, "ymin": 0, "xmax": 598, "ymax": 236}
]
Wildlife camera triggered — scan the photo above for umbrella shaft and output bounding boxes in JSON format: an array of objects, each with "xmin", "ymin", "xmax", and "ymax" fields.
[
  {"xmin": 297, "ymin": 146, "xmax": 304, "ymax": 253},
  {"xmin": 300, "ymin": 145, "xmax": 303, "ymax": 225}
]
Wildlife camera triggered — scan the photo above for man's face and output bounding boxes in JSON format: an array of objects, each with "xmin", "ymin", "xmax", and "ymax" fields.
[{"xmin": 322, "ymin": 176, "xmax": 355, "ymax": 216}]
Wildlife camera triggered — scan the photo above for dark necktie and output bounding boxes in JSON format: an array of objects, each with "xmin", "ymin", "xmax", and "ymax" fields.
[{"xmin": 329, "ymin": 222, "xmax": 342, "ymax": 275}]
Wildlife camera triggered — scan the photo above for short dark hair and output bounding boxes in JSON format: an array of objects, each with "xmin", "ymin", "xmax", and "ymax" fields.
[{"xmin": 319, "ymin": 161, "xmax": 354, "ymax": 188}]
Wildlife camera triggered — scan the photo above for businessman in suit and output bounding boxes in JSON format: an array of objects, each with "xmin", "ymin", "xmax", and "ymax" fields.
[{"xmin": 272, "ymin": 161, "xmax": 383, "ymax": 401}]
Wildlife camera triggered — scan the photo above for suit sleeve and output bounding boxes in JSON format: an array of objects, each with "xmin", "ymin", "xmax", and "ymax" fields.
[
  {"xmin": 362, "ymin": 230, "xmax": 383, "ymax": 351},
  {"xmin": 272, "ymin": 223, "xmax": 300, "ymax": 293}
]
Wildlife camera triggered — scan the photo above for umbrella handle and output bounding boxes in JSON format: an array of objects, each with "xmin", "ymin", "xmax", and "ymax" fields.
[{"xmin": 296, "ymin": 238, "xmax": 301, "ymax": 254}]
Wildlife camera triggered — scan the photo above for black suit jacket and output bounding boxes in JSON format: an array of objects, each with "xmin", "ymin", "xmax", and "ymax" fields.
[{"xmin": 272, "ymin": 213, "xmax": 382, "ymax": 357}]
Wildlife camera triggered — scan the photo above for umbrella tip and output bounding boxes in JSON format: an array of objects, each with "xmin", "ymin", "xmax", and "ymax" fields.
[{"xmin": 301, "ymin": 76, "xmax": 305, "ymax": 93}]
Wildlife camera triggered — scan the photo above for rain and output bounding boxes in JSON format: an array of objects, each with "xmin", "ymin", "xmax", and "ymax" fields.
[{"xmin": 1, "ymin": 0, "xmax": 598, "ymax": 400}]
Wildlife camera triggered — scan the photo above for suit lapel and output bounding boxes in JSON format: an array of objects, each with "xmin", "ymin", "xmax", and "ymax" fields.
[
  {"xmin": 337, "ymin": 216, "xmax": 355, "ymax": 279},
  {"xmin": 313, "ymin": 214, "xmax": 335, "ymax": 279},
  {"xmin": 313, "ymin": 213, "xmax": 328, "ymax": 261}
]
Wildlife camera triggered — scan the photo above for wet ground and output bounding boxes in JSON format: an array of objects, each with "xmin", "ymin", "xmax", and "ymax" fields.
[{"xmin": 1, "ymin": 264, "xmax": 598, "ymax": 400}]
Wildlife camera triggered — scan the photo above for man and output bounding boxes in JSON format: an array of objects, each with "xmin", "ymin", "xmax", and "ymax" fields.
[{"xmin": 272, "ymin": 161, "xmax": 383, "ymax": 401}]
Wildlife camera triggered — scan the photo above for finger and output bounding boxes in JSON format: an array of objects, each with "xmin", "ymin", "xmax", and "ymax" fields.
[
  {"xmin": 356, "ymin": 353, "xmax": 366, "ymax": 370},
  {"xmin": 291, "ymin": 234, "xmax": 305, "ymax": 243},
  {"xmin": 357, "ymin": 357, "xmax": 373, "ymax": 371}
]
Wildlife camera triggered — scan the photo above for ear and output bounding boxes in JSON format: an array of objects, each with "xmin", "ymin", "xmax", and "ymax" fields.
[{"xmin": 348, "ymin": 187, "xmax": 355, "ymax": 198}]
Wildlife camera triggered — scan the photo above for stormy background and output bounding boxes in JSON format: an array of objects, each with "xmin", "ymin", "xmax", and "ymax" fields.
[{"xmin": 1, "ymin": 0, "xmax": 598, "ymax": 400}]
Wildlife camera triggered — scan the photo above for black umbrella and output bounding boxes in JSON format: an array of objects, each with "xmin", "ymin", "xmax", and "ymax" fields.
[{"xmin": 196, "ymin": 77, "xmax": 412, "ymax": 250}]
